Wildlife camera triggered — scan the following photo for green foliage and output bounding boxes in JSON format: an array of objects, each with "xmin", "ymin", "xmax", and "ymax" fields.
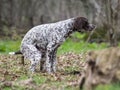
[
  {"xmin": 33, "ymin": 75, "xmax": 46, "ymax": 85},
  {"xmin": 71, "ymin": 32, "xmax": 86, "ymax": 40},
  {"xmin": 95, "ymin": 82, "xmax": 120, "ymax": 90},
  {"xmin": 0, "ymin": 40, "xmax": 20, "ymax": 54},
  {"xmin": 58, "ymin": 38, "xmax": 107, "ymax": 55},
  {"xmin": 0, "ymin": 38, "xmax": 107, "ymax": 54}
]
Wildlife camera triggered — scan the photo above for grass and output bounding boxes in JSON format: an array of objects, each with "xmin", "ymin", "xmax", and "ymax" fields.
[
  {"xmin": 58, "ymin": 39, "xmax": 107, "ymax": 54},
  {"xmin": 0, "ymin": 34, "xmax": 120, "ymax": 90},
  {"xmin": 0, "ymin": 40, "xmax": 20, "ymax": 54},
  {"xmin": 95, "ymin": 82, "xmax": 120, "ymax": 90},
  {"xmin": 0, "ymin": 39, "xmax": 107, "ymax": 55}
]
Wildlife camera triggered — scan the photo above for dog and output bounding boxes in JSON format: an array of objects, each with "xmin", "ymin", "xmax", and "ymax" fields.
[{"xmin": 9, "ymin": 17, "xmax": 95, "ymax": 73}]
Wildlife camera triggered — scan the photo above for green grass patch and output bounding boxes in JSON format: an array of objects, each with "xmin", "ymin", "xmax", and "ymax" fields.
[
  {"xmin": 0, "ymin": 40, "xmax": 21, "ymax": 54},
  {"xmin": 57, "ymin": 39, "xmax": 107, "ymax": 55},
  {"xmin": 0, "ymin": 38, "xmax": 107, "ymax": 55},
  {"xmin": 33, "ymin": 75, "xmax": 46, "ymax": 85},
  {"xmin": 95, "ymin": 82, "xmax": 120, "ymax": 90}
]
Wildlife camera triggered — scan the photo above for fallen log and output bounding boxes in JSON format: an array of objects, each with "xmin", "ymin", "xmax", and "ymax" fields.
[{"xmin": 79, "ymin": 47, "xmax": 120, "ymax": 90}]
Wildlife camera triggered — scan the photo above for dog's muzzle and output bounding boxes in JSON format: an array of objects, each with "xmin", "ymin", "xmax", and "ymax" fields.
[{"xmin": 88, "ymin": 24, "xmax": 96, "ymax": 31}]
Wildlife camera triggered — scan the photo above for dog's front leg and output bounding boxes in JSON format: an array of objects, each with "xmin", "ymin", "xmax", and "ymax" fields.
[
  {"xmin": 46, "ymin": 52, "xmax": 51, "ymax": 73},
  {"xmin": 51, "ymin": 50, "xmax": 57, "ymax": 72},
  {"xmin": 46, "ymin": 42, "xmax": 55, "ymax": 73}
]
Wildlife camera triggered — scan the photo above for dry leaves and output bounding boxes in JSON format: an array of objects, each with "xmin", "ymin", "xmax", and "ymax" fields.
[{"xmin": 0, "ymin": 52, "xmax": 87, "ymax": 89}]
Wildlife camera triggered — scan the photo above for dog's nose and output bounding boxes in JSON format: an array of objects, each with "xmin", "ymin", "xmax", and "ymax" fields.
[
  {"xmin": 92, "ymin": 25, "xmax": 96, "ymax": 29},
  {"xmin": 90, "ymin": 24, "xmax": 96, "ymax": 29},
  {"xmin": 88, "ymin": 24, "xmax": 96, "ymax": 31}
]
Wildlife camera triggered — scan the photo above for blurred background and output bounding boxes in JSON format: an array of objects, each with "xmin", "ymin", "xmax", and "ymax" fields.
[
  {"xmin": 0, "ymin": 0, "xmax": 120, "ymax": 52},
  {"xmin": 0, "ymin": 1, "xmax": 120, "ymax": 90}
]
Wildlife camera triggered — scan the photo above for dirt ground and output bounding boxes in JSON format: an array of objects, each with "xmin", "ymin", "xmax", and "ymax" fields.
[{"xmin": 0, "ymin": 52, "xmax": 86, "ymax": 90}]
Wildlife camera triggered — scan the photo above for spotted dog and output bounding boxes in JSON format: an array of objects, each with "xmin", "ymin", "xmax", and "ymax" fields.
[{"xmin": 10, "ymin": 17, "xmax": 95, "ymax": 73}]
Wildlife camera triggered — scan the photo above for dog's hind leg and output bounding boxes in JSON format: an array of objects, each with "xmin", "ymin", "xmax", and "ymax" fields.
[
  {"xmin": 21, "ymin": 44, "xmax": 42, "ymax": 72},
  {"xmin": 40, "ymin": 54, "xmax": 46, "ymax": 72}
]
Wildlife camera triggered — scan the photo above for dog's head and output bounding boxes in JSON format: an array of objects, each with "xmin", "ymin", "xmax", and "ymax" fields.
[{"xmin": 73, "ymin": 17, "xmax": 96, "ymax": 32}]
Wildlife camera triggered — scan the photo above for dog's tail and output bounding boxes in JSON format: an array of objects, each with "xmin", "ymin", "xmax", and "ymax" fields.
[
  {"xmin": 9, "ymin": 50, "xmax": 24, "ymax": 65},
  {"xmin": 9, "ymin": 50, "xmax": 22, "ymax": 55}
]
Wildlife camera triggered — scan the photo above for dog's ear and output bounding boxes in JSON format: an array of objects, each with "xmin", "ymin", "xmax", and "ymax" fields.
[{"xmin": 73, "ymin": 17, "xmax": 88, "ymax": 30}]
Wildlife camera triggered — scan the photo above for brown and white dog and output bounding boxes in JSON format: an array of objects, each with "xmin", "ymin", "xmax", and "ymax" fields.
[{"xmin": 9, "ymin": 17, "xmax": 96, "ymax": 73}]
